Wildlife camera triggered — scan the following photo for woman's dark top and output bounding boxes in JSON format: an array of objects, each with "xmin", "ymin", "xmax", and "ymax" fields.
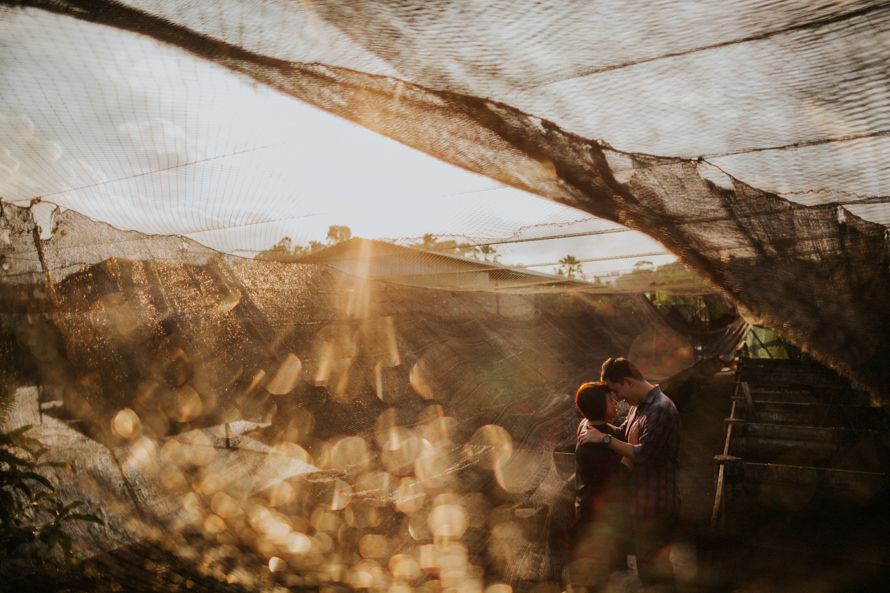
[{"xmin": 574, "ymin": 420, "xmax": 631, "ymax": 524}]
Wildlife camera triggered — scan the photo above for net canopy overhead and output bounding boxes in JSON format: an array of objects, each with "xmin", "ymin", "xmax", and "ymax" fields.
[
  {"xmin": 2, "ymin": 0, "xmax": 889, "ymax": 397},
  {"xmin": 3, "ymin": 2, "xmax": 890, "ymax": 591}
]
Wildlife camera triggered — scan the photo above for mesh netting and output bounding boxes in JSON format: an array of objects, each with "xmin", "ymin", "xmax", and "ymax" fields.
[
  {"xmin": 2, "ymin": 1, "xmax": 889, "ymax": 590},
  {"xmin": 3, "ymin": 0, "xmax": 888, "ymax": 394},
  {"xmin": 1, "ymin": 201, "xmax": 747, "ymax": 589}
]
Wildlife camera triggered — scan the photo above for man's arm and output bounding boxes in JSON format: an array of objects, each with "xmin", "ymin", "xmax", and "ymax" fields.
[{"xmin": 578, "ymin": 426, "xmax": 638, "ymax": 461}]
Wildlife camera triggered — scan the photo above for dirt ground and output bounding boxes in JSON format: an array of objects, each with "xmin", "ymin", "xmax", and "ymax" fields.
[{"xmin": 8, "ymin": 369, "xmax": 889, "ymax": 593}]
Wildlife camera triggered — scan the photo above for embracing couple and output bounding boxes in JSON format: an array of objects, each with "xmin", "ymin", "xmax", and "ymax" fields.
[{"xmin": 569, "ymin": 357, "xmax": 681, "ymax": 593}]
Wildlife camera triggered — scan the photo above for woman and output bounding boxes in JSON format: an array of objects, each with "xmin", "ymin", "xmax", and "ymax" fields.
[{"xmin": 570, "ymin": 382, "xmax": 632, "ymax": 593}]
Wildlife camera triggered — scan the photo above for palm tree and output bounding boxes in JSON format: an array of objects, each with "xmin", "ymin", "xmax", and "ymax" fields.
[
  {"xmin": 556, "ymin": 255, "xmax": 583, "ymax": 279},
  {"xmin": 476, "ymin": 244, "xmax": 500, "ymax": 262}
]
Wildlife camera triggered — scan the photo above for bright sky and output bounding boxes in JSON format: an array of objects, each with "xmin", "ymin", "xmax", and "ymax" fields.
[
  {"xmin": 3, "ymin": 3, "xmax": 889, "ymax": 283},
  {"xmin": 0, "ymin": 8, "xmax": 673, "ymax": 278}
]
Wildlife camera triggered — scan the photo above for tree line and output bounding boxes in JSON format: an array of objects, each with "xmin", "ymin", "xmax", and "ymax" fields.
[
  {"xmin": 253, "ymin": 229, "xmax": 702, "ymax": 294},
  {"xmin": 254, "ymin": 228, "xmax": 503, "ymax": 263}
]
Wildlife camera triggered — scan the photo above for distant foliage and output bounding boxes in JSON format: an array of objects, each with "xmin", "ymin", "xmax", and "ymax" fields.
[
  {"xmin": 254, "ymin": 225, "xmax": 353, "ymax": 261},
  {"xmin": 414, "ymin": 234, "xmax": 500, "ymax": 262},
  {"xmin": 613, "ymin": 260, "xmax": 707, "ymax": 292},
  {"xmin": 476, "ymin": 244, "xmax": 500, "ymax": 263},
  {"xmin": 326, "ymin": 225, "xmax": 352, "ymax": 244},
  {"xmin": 253, "ymin": 236, "xmax": 309, "ymax": 261}
]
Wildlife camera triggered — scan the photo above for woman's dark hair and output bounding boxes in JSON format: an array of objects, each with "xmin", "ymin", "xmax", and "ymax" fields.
[{"xmin": 574, "ymin": 382, "xmax": 611, "ymax": 421}]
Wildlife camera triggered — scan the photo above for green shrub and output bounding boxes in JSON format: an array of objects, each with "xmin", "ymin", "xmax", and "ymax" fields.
[{"xmin": 0, "ymin": 425, "xmax": 102, "ymax": 572}]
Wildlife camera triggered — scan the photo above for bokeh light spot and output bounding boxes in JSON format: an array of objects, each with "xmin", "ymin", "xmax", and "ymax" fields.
[
  {"xmin": 414, "ymin": 445, "xmax": 455, "ymax": 489},
  {"xmin": 408, "ymin": 511, "xmax": 432, "ymax": 542},
  {"xmin": 313, "ymin": 324, "xmax": 358, "ymax": 388},
  {"xmin": 266, "ymin": 353, "xmax": 302, "ymax": 395},
  {"xmin": 268, "ymin": 556, "xmax": 287, "ymax": 573},
  {"xmin": 210, "ymin": 491, "xmax": 241, "ymax": 519},
  {"xmin": 359, "ymin": 533, "xmax": 391, "ymax": 559},
  {"xmin": 428, "ymin": 503, "xmax": 468, "ymax": 539},
  {"xmin": 203, "ymin": 513, "xmax": 227, "ymax": 535},
  {"xmin": 125, "ymin": 436, "xmax": 157, "ymax": 470},
  {"xmin": 112, "ymin": 407, "xmax": 142, "ymax": 439},
  {"xmin": 328, "ymin": 436, "xmax": 370, "ymax": 472},
  {"xmin": 380, "ymin": 428, "xmax": 421, "ymax": 474},
  {"xmin": 395, "ymin": 477, "xmax": 426, "ymax": 514},
  {"xmin": 248, "ymin": 505, "xmax": 292, "ymax": 545},
  {"xmin": 271, "ymin": 441, "xmax": 312, "ymax": 464},
  {"xmin": 494, "ymin": 447, "xmax": 548, "ymax": 494},
  {"xmin": 348, "ymin": 560, "xmax": 380, "ymax": 589},
  {"xmin": 331, "ymin": 479, "xmax": 354, "ymax": 511},
  {"xmin": 628, "ymin": 328, "xmax": 695, "ymax": 381},
  {"xmin": 159, "ymin": 465, "xmax": 189, "ymax": 494},
  {"xmin": 354, "ymin": 471, "xmax": 394, "ymax": 507},
  {"xmin": 286, "ymin": 532, "xmax": 311, "ymax": 554},
  {"xmin": 216, "ymin": 286, "xmax": 242, "ymax": 314},
  {"xmin": 160, "ymin": 431, "xmax": 215, "ymax": 467},
  {"xmin": 160, "ymin": 345, "xmax": 193, "ymax": 387},
  {"xmin": 416, "ymin": 416, "xmax": 459, "ymax": 447},
  {"xmin": 266, "ymin": 480, "xmax": 298, "ymax": 507},
  {"xmin": 311, "ymin": 505, "xmax": 343, "ymax": 534},
  {"xmin": 419, "ymin": 544, "xmax": 438, "ymax": 570},
  {"xmin": 409, "ymin": 361, "xmax": 436, "ymax": 400},
  {"xmin": 389, "ymin": 553, "xmax": 421, "ymax": 582},
  {"xmin": 465, "ymin": 425, "xmax": 512, "ymax": 471},
  {"xmin": 165, "ymin": 383, "xmax": 203, "ymax": 423}
]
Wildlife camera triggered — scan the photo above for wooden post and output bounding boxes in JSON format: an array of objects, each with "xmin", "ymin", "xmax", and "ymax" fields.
[{"xmin": 711, "ymin": 455, "xmax": 744, "ymax": 528}]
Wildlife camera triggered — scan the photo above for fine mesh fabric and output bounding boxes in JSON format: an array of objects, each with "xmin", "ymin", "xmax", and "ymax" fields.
[
  {"xmin": 2, "ymin": 0, "xmax": 888, "ymax": 395},
  {"xmin": 1, "ymin": 201, "xmax": 747, "ymax": 589},
  {"xmin": 1, "ymin": 1, "xmax": 889, "ymax": 590}
]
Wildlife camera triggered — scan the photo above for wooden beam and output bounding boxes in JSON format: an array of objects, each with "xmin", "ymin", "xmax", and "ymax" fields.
[{"xmin": 740, "ymin": 461, "xmax": 886, "ymax": 493}]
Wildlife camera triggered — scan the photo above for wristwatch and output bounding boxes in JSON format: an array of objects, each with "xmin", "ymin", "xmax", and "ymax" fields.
[{"xmin": 602, "ymin": 434, "xmax": 612, "ymax": 445}]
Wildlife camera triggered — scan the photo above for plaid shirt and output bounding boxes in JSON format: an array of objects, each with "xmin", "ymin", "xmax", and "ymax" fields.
[{"xmin": 615, "ymin": 385, "xmax": 681, "ymax": 520}]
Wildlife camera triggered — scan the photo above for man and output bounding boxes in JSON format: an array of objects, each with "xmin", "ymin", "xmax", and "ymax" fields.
[{"xmin": 579, "ymin": 357, "xmax": 681, "ymax": 592}]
